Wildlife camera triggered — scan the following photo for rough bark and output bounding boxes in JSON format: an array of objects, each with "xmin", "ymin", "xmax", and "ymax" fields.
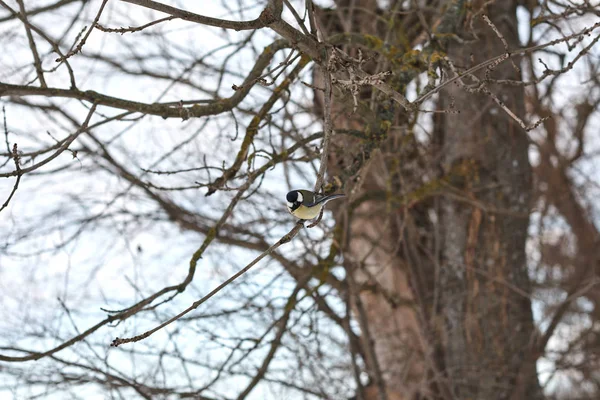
[
  {"xmin": 437, "ymin": 2, "xmax": 541, "ymax": 398},
  {"xmin": 322, "ymin": 1, "xmax": 542, "ymax": 399}
]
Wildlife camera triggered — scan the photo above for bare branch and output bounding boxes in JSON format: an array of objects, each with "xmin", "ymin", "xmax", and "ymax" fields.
[
  {"xmin": 414, "ymin": 20, "xmax": 600, "ymax": 105},
  {"xmin": 0, "ymin": 110, "xmax": 21, "ymax": 213},
  {"xmin": 16, "ymin": 0, "xmax": 47, "ymax": 87},
  {"xmin": 56, "ymin": 0, "xmax": 108, "ymax": 62},
  {"xmin": 0, "ymin": 104, "xmax": 97, "ymax": 178},
  {"xmin": 95, "ymin": 16, "xmax": 177, "ymax": 34},
  {"xmin": 111, "ymin": 220, "xmax": 305, "ymax": 347},
  {"xmin": 119, "ymin": 0, "xmax": 283, "ymax": 31}
]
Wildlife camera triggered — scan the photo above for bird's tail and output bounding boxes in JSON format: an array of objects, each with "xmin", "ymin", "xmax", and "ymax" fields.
[{"xmin": 312, "ymin": 193, "xmax": 345, "ymax": 206}]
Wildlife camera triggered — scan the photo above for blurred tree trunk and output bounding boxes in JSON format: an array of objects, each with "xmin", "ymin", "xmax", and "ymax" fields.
[
  {"xmin": 320, "ymin": 1, "xmax": 543, "ymax": 399},
  {"xmin": 436, "ymin": 1, "xmax": 541, "ymax": 399}
]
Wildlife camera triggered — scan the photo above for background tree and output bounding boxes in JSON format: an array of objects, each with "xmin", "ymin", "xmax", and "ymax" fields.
[{"xmin": 1, "ymin": 1, "xmax": 599, "ymax": 399}]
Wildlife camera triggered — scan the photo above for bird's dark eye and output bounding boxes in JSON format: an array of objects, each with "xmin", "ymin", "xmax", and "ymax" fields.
[{"xmin": 286, "ymin": 191, "xmax": 297, "ymax": 202}]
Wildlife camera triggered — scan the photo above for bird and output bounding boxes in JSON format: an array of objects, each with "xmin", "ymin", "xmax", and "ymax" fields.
[{"xmin": 286, "ymin": 189, "xmax": 345, "ymax": 220}]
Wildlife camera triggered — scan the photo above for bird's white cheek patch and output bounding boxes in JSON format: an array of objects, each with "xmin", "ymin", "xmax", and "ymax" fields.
[
  {"xmin": 297, "ymin": 192, "xmax": 303, "ymax": 202},
  {"xmin": 287, "ymin": 202, "xmax": 293, "ymax": 209}
]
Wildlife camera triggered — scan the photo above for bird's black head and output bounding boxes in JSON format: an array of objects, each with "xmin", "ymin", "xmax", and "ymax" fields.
[
  {"xmin": 286, "ymin": 190, "xmax": 303, "ymax": 211},
  {"xmin": 286, "ymin": 191, "xmax": 298, "ymax": 203}
]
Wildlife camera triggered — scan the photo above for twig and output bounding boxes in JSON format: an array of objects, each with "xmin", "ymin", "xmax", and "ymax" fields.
[
  {"xmin": 0, "ymin": 144, "xmax": 21, "ymax": 212},
  {"xmin": 207, "ymin": 56, "xmax": 309, "ymax": 195},
  {"xmin": 0, "ymin": 104, "xmax": 97, "ymax": 178},
  {"xmin": 2, "ymin": 106, "xmax": 9, "ymax": 154},
  {"xmin": 0, "ymin": 0, "xmax": 77, "ymax": 87},
  {"xmin": 332, "ymin": 59, "xmax": 393, "ymax": 114},
  {"xmin": 56, "ymin": 0, "xmax": 108, "ymax": 62},
  {"xmin": 301, "ymin": 81, "xmax": 324, "ymax": 91},
  {"xmin": 119, "ymin": 0, "xmax": 282, "ymax": 31},
  {"xmin": 0, "ymin": 40, "xmax": 293, "ymax": 119},
  {"xmin": 235, "ymin": 275, "xmax": 310, "ymax": 400},
  {"xmin": 95, "ymin": 16, "xmax": 177, "ymax": 34},
  {"xmin": 327, "ymin": 48, "xmax": 403, "ymax": 112},
  {"xmin": 0, "ymin": 109, "xmax": 22, "ymax": 214},
  {"xmin": 313, "ymin": 67, "xmax": 333, "ymax": 193},
  {"xmin": 481, "ymin": 14, "xmax": 519, "ymax": 73},
  {"xmin": 109, "ymin": 133, "xmax": 329, "ymax": 346},
  {"xmin": 110, "ymin": 221, "xmax": 305, "ymax": 347},
  {"xmin": 282, "ymin": 0, "xmax": 310, "ymax": 36},
  {"xmin": 306, "ymin": 206, "xmax": 324, "ymax": 228},
  {"xmin": 509, "ymin": 277, "xmax": 599, "ymax": 400},
  {"xmin": 444, "ymin": 58, "xmax": 548, "ymax": 131},
  {"xmin": 0, "ymin": 0, "xmax": 81, "ymax": 23},
  {"xmin": 0, "ymin": 125, "xmax": 322, "ymax": 361},
  {"xmin": 413, "ymin": 20, "xmax": 600, "ymax": 105},
  {"xmin": 16, "ymin": 0, "xmax": 46, "ymax": 87},
  {"xmin": 305, "ymin": 0, "xmax": 318, "ymax": 36},
  {"xmin": 233, "ymin": 49, "xmax": 300, "ymax": 91}
]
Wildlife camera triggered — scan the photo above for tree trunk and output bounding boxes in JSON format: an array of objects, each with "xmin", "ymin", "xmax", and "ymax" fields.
[
  {"xmin": 322, "ymin": 1, "xmax": 543, "ymax": 399},
  {"xmin": 437, "ymin": 2, "xmax": 541, "ymax": 398}
]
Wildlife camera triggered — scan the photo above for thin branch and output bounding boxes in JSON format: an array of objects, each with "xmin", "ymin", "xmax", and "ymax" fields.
[
  {"xmin": 0, "ymin": 123, "xmax": 322, "ymax": 362},
  {"xmin": 16, "ymin": 0, "xmax": 47, "ymax": 87},
  {"xmin": 0, "ymin": 0, "xmax": 77, "ymax": 87},
  {"xmin": 56, "ymin": 0, "xmax": 108, "ymax": 62},
  {"xmin": 313, "ymin": 64, "xmax": 333, "ymax": 193},
  {"xmin": 111, "ymin": 220, "xmax": 304, "ymax": 347},
  {"xmin": 282, "ymin": 0, "xmax": 310, "ymax": 36},
  {"xmin": 206, "ymin": 55, "xmax": 309, "ymax": 195},
  {"xmin": 120, "ymin": 0, "xmax": 324, "ymax": 64},
  {"xmin": 413, "ymin": 20, "xmax": 600, "ymax": 104},
  {"xmin": 119, "ymin": 0, "xmax": 283, "ymax": 31},
  {"xmin": 444, "ymin": 57, "xmax": 548, "ymax": 131},
  {"xmin": 306, "ymin": 0, "xmax": 318, "ymax": 36},
  {"xmin": 0, "ymin": 104, "xmax": 97, "ymax": 178},
  {"xmin": 306, "ymin": 206, "xmax": 324, "ymax": 228},
  {"xmin": 0, "ymin": 40, "xmax": 291, "ymax": 119},
  {"xmin": 95, "ymin": 16, "xmax": 177, "ymax": 34},
  {"xmin": 481, "ymin": 14, "xmax": 520, "ymax": 73},
  {"xmin": 0, "ymin": 0, "xmax": 80, "ymax": 23},
  {"xmin": 235, "ymin": 275, "xmax": 309, "ymax": 400},
  {"xmin": 0, "ymin": 109, "xmax": 21, "ymax": 213},
  {"xmin": 4, "ymin": 146, "xmax": 21, "ymax": 198}
]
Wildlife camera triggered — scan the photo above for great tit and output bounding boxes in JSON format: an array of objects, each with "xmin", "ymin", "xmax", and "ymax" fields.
[{"xmin": 286, "ymin": 189, "xmax": 345, "ymax": 220}]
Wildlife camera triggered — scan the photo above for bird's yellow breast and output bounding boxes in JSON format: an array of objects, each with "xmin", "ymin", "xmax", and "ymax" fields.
[{"xmin": 292, "ymin": 204, "xmax": 323, "ymax": 220}]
